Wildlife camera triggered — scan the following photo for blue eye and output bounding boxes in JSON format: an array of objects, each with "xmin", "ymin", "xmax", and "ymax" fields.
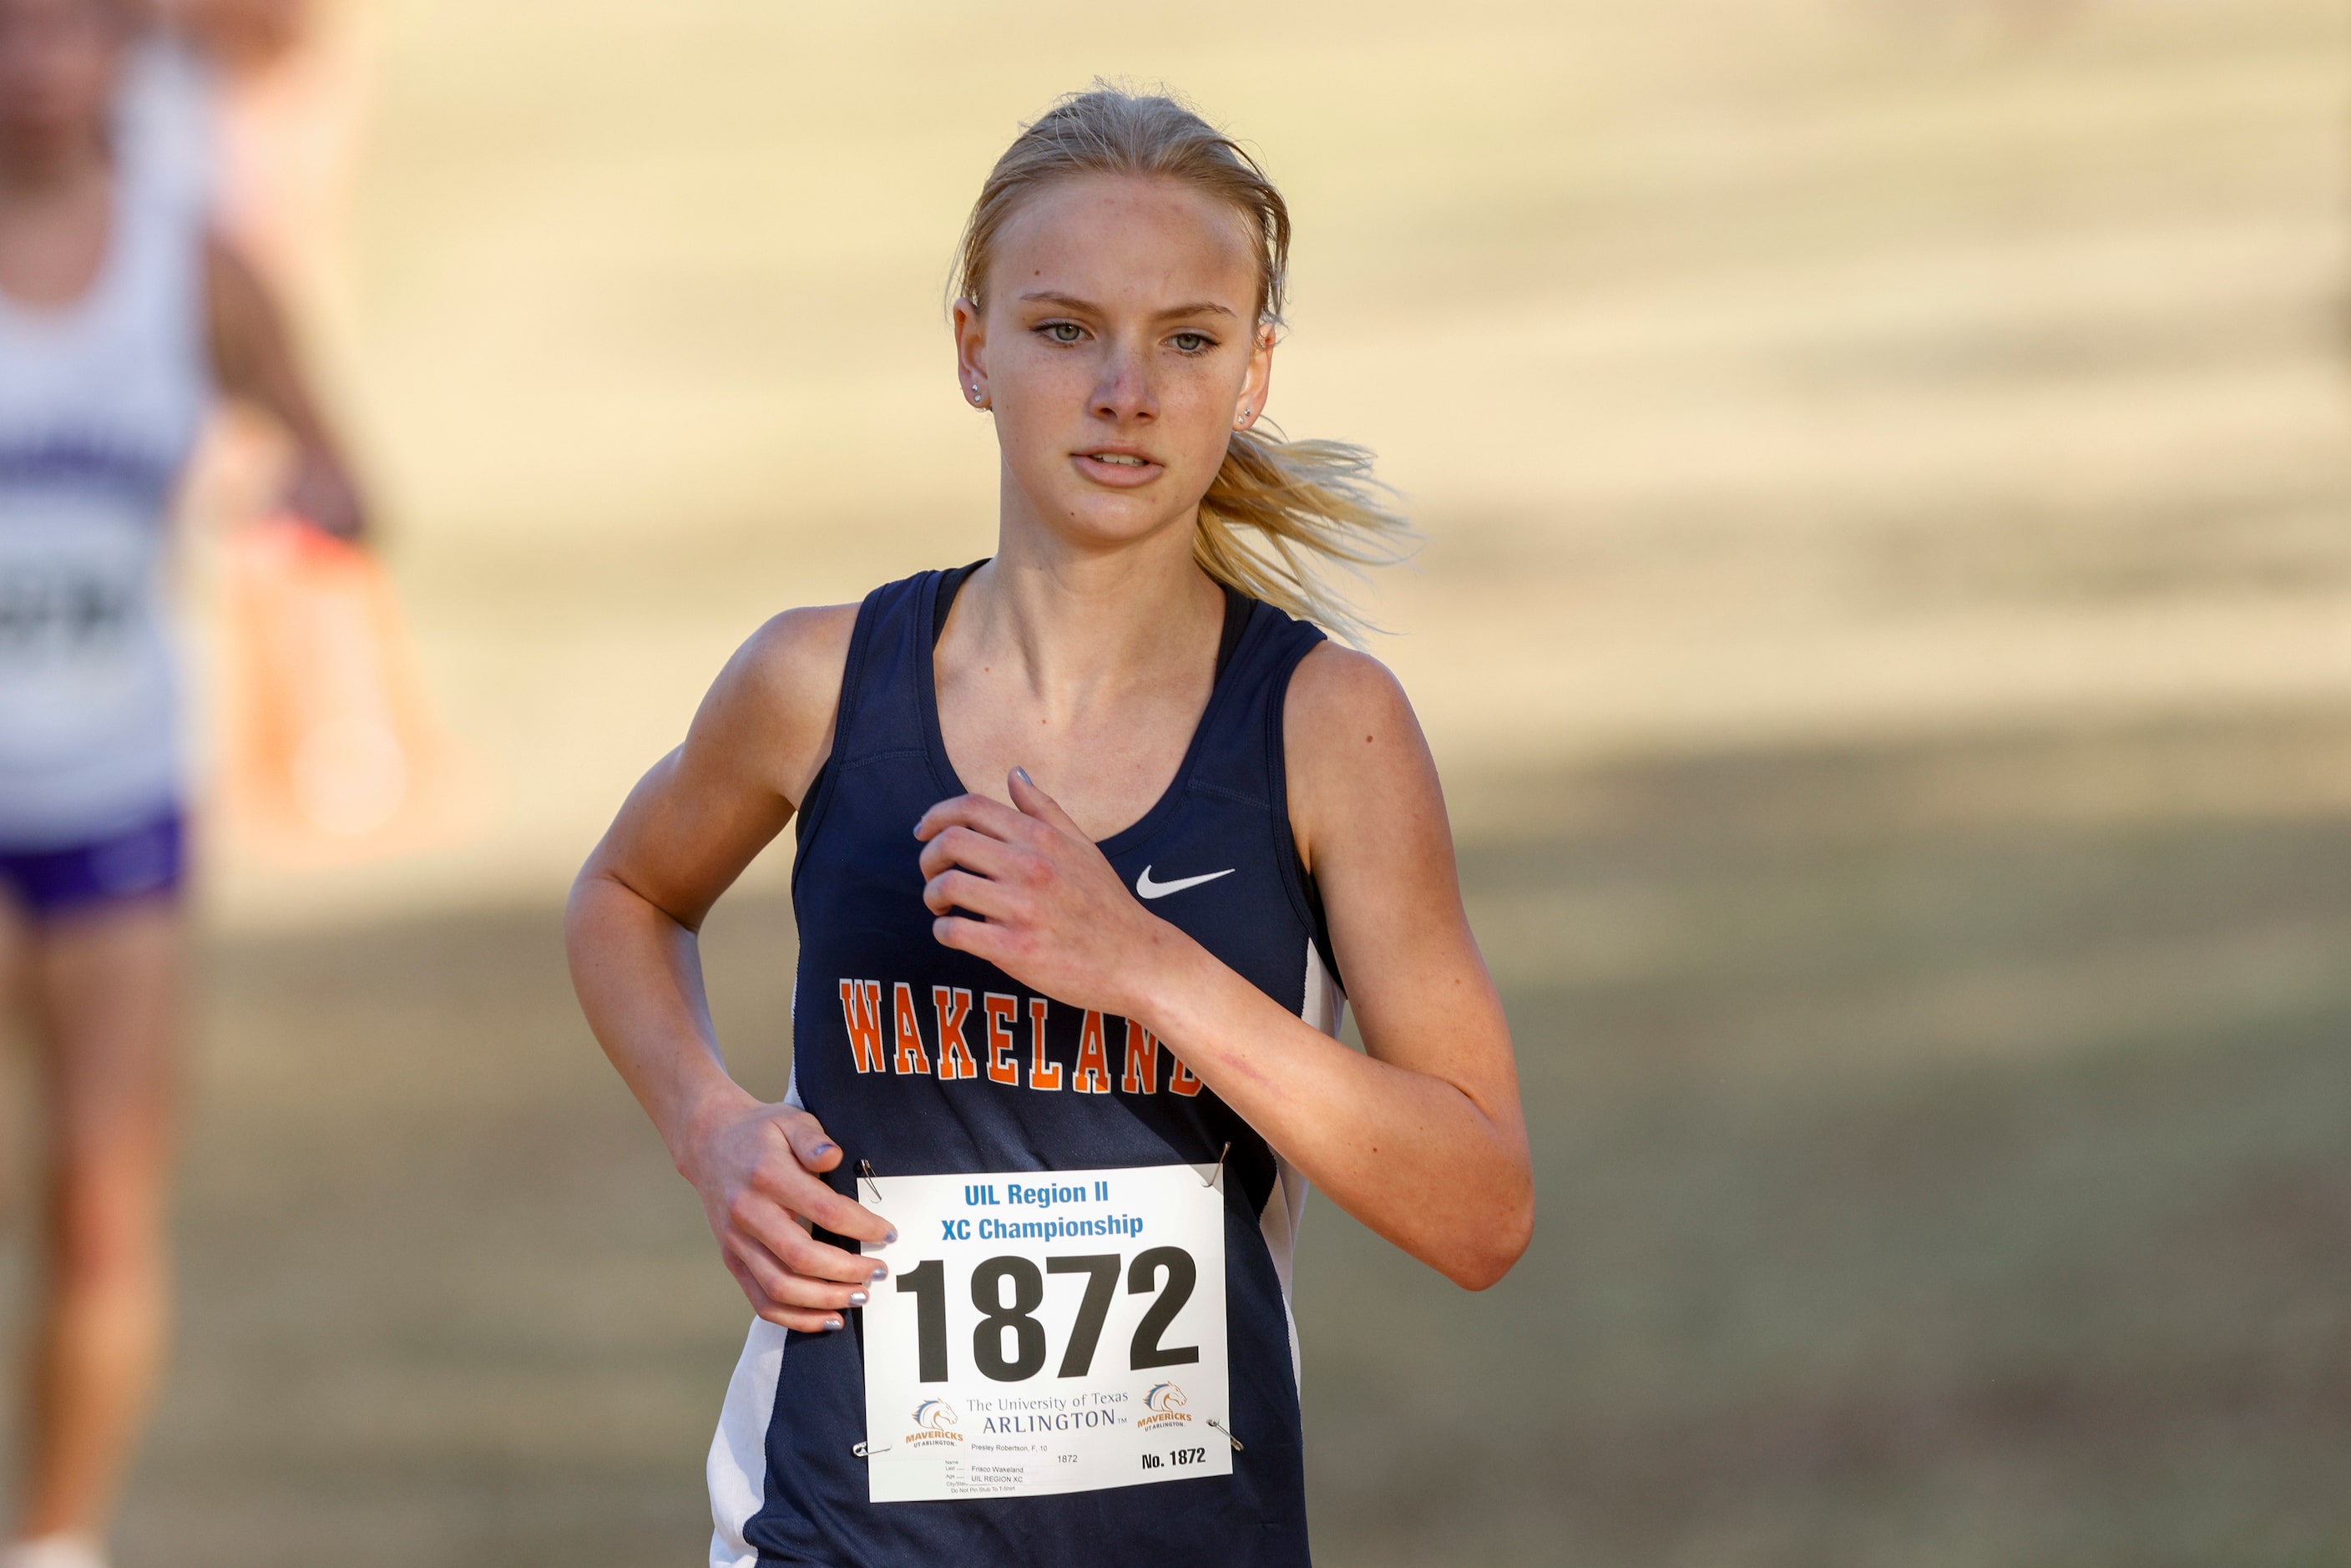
[
  {"xmin": 1172, "ymin": 332, "xmax": 1211, "ymax": 352},
  {"xmin": 1045, "ymin": 322, "xmax": 1085, "ymax": 344}
]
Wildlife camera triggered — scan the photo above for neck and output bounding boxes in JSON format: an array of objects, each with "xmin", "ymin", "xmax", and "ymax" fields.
[{"xmin": 963, "ymin": 496, "xmax": 1226, "ymax": 705}]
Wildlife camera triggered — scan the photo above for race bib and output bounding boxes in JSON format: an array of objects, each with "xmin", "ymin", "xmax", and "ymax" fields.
[{"xmin": 857, "ymin": 1162, "xmax": 1231, "ymax": 1503}]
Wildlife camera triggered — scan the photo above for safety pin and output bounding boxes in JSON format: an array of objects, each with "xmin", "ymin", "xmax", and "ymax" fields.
[
  {"xmin": 1201, "ymin": 1143, "xmax": 1230, "ymax": 1189},
  {"xmin": 1206, "ymin": 1418, "xmax": 1244, "ymax": 1452},
  {"xmin": 858, "ymin": 1159, "xmax": 882, "ymax": 1196},
  {"xmin": 852, "ymin": 1440, "xmax": 891, "ymax": 1458}
]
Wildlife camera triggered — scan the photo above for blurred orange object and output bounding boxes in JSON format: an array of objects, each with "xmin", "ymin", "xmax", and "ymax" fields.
[{"xmin": 220, "ymin": 514, "xmax": 465, "ymax": 860}]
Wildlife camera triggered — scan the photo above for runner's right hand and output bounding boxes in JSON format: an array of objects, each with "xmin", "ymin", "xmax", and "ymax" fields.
[{"xmin": 678, "ymin": 1093, "xmax": 897, "ymax": 1333}]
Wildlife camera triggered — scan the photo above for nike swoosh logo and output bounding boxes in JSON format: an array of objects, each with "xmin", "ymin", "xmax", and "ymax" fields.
[{"xmin": 1135, "ymin": 865, "xmax": 1236, "ymax": 900}]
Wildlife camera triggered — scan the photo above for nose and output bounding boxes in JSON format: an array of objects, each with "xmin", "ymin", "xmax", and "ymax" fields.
[{"xmin": 1090, "ymin": 341, "xmax": 1157, "ymax": 426}]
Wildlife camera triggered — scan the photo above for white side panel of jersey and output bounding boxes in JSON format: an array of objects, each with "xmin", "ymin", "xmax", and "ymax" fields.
[
  {"xmin": 1259, "ymin": 940, "xmax": 1345, "ymax": 1388},
  {"xmin": 707, "ymin": 1052, "xmax": 805, "ymax": 1566},
  {"xmin": 708, "ymin": 1319, "xmax": 788, "ymax": 1568}
]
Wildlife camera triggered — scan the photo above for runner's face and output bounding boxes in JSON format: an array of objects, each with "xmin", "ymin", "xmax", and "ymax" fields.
[
  {"xmin": 0, "ymin": 0, "xmax": 121, "ymax": 160},
  {"xmin": 962, "ymin": 175, "xmax": 1273, "ymax": 553}
]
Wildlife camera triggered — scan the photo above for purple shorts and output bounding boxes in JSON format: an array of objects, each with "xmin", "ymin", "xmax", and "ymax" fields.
[{"xmin": 0, "ymin": 811, "xmax": 187, "ymax": 918}]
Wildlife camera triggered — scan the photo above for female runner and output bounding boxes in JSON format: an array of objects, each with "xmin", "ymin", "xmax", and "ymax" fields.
[
  {"xmin": 0, "ymin": 1, "xmax": 362, "ymax": 1562},
  {"xmin": 569, "ymin": 86, "xmax": 1531, "ymax": 1568}
]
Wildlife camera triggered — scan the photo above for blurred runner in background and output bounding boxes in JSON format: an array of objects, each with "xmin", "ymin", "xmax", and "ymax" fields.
[{"xmin": 0, "ymin": 1, "xmax": 362, "ymax": 1562}]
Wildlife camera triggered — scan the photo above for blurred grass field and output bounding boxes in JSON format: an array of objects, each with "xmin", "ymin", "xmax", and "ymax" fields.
[
  {"xmin": 8, "ymin": 0, "xmax": 2351, "ymax": 1562},
  {"xmin": 133, "ymin": 716, "xmax": 2351, "ymax": 1565}
]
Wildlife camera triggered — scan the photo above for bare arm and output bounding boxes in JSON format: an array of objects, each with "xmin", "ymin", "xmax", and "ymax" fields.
[
  {"xmin": 914, "ymin": 645, "xmax": 1532, "ymax": 1289},
  {"xmin": 202, "ymin": 234, "xmax": 367, "ymax": 539},
  {"xmin": 564, "ymin": 604, "xmax": 897, "ymax": 1333}
]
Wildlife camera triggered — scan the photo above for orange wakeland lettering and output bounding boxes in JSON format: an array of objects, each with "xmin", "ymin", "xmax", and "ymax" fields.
[
  {"xmin": 839, "ymin": 979, "xmax": 885, "ymax": 1075},
  {"xmin": 1168, "ymin": 1050, "xmax": 1203, "ymax": 1097},
  {"xmin": 1120, "ymin": 1018, "xmax": 1160, "ymax": 1095},
  {"xmin": 1028, "ymin": 997, "xmax": 1061, "ymax": 1090},
  {"xmin": 892, "ymin": 981, "xmax": 931, "ymax": 1075},
  {"xmin": 984, "ymin": 993, "xmax": 1019, "ymax": 1085},
  {"xmin": 1072, "ymin": 1009, "xmax": 1113, "ymax": 1095},
  {"xmin": 934, "ymin": 987, "xmax": 978, "ymax": 1080}
]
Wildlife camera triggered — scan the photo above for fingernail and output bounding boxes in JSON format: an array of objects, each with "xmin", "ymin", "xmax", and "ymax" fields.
[
  {"xmin": 826, "ymin": 1315, "xmax": 844, "ymax": 1332},
  {"xmin": 848, "ymin": 1290, "xmax": 868, "ymax": 1307},
  {"xmin": 884, "ymin": 1228, "xmax": 899, "ymax": 1246},
  {"xmin": 1014, "ymin": 766, "xmax": 1034, "ymax": 786},
  {"xmin": 869, "ymin": 1264, "xmax": 889, "ymax": 1282},
  {"xmin": 811, "ymin": 1141, "xmax": 837, "ymax": 1159}
]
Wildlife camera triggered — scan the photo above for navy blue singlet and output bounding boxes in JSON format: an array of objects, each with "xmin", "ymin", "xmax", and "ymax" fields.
[{"xmin": 707, "ymin": 565, "xmax": 1345, "ymax": 1568}]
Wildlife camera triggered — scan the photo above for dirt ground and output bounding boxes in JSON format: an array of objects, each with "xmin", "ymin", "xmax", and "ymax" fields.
[{"xmin": 6, "ymin": 0, "xmax": 2350, "ymax": 1562}]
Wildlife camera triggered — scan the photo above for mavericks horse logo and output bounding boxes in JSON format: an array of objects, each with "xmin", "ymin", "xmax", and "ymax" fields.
[
  {"xmin": 907, "ymin": 1399, "xmax": 964, "ymax": 1444},
  {"xmin": 1139, "ymin": 1383, "xmax": 1193, "ymax": 1428}
]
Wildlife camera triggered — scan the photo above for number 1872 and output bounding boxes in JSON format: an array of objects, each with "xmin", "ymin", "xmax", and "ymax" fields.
[{"xmin": 895, "ymin": 1247, "xmax": 1200, "ymax": 1383}]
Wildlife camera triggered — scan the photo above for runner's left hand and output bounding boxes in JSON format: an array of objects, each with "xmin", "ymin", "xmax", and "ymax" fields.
[
  {"xmin": 282, "ymin": 444, "xmax": 368, "ymax": 541},
  {"xmin": 915, "ymin": 770, "xmax": 1196, "ymax": 1020}
]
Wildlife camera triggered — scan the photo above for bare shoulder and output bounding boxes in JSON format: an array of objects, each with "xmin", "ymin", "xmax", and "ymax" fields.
[
  {"xmin": 1286, "ymin": 640, "xmax": 1416, "ymax": 731},
  {"xmin": 731, "ymin": 603, "xmax": 860, "ymax": 706},
  {"xmin": 696, "ymin": 603, "xmax": 862, "ymax": 810},
  {"xmin": 1282, "ymin": 641, "xmax": 1445, "ymax": 877}
]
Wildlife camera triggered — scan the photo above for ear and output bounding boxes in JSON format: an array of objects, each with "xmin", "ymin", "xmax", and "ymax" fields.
[
  {"xmin": 952, "ymin": 296, "xmax": 989, "ymax": 409},
  {"xmin": 1236, "ymin": 321, "xmax": 1275, "ymax": 432}
]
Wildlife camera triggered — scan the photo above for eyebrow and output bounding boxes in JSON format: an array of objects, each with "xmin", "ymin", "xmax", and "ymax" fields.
[{"xmin": 1016, "ymin": 290, "xmax": 1240, "ymax": 321}]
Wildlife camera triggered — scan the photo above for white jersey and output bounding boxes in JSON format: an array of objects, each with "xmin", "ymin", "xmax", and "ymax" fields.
[
  {"xmin": 114, "ymin": 33, "xmax": 223, "ymax": 217},
  {"xmin": 0, "ymin": 146, "xmax": 212, "ymax": 844}
]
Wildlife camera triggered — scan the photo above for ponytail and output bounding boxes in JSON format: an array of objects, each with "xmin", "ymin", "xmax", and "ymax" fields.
[{"xmin": 1195, "ymin": 429, "xmax": 1411, "ymax": 639}]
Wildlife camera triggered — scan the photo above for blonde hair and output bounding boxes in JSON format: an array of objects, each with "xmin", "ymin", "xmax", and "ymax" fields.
[{"xmin": 952, "ymin": 84, "xmax": 1412, "ymax": 640}]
